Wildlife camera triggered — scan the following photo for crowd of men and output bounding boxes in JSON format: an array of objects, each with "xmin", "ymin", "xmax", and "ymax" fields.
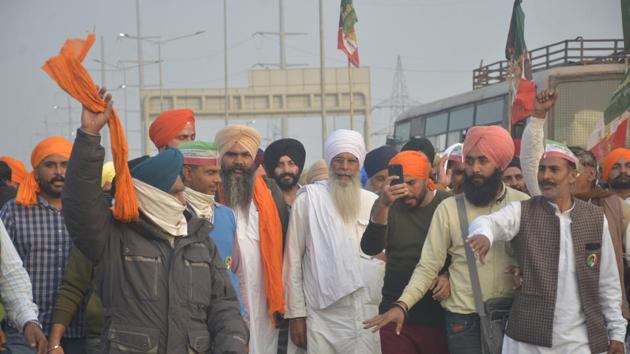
[{"xmin": 0, "ymin": 86, "xmax": 629, "ymax": 354}]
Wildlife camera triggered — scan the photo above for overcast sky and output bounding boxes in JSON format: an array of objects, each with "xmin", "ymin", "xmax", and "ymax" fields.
[{"xmin": 0, "ymin": 0, "xmax": 621, "ymax": 164}]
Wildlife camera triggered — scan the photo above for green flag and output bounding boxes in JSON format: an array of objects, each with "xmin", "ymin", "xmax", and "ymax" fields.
[
  {"xmin": 622, "ymin": 0, "xmax": 630, "ymax": 51},
  {"xmin": 604, "ymin": 68, "xmax": 630, "ymax": 123},
  {"xmin": 505, "ymin": 0, "xmax": 526, "ymax": 61}
]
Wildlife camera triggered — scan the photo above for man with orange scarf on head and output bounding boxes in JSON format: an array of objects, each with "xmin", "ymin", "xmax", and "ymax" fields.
[
  {"xmin": 214, "ymin": 125, "xmax": 292, "ymax": 354},
  {"xmin": 602, "ymin": 148, "xmax": 630, "ymax": 206},
  {"xmin": 148, "ymin": 109, "xmax": 196, "ymax": 151},
  {"xmin": 0, "ymin": 137, "xmax": 76, "ymax": 354},
  {"xmin": 361, "ymin": 151, "xmax": 451, "ymax": 354}
]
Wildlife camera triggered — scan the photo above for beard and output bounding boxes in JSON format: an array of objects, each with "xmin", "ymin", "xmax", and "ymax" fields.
[
  {"xmin": 38, "ymin": 174, "xmax": 64, "ymax": 199},
  {"xmin": 328, "ymin": 171, "xmax": 362, "ymax": 224},
  {"xmin": 274, "ymin": 172, "xmax": 299, "ymax": 191},
  {"xmin": 610, "ymin": 174, "xmax": 630, "ymax": 190},
  {"xmin": 462, "ymin": 169, "xmax": 503, "ymax": 207},
  {"xmin": 221, "ymin": 164, "xmax": 256, "ymax": 210}
]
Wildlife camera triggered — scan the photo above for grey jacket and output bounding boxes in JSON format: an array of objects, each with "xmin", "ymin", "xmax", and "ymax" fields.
[{"xmin": 62, "ymin": 130, "xmax": 248, "ymax": 354}]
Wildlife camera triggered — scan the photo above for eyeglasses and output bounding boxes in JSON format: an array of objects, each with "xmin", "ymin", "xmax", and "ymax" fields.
[{"xmin": 331, "ymin": 157, "xmax": 359, "ymax": 166}]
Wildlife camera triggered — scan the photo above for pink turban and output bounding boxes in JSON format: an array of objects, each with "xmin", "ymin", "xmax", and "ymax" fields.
[{"xmin": 463, "ymin": 126, "xmax": 514, "ymax": 170}]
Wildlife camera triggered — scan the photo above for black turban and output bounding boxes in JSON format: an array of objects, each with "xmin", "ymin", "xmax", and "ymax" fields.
[
  {"xmin": 364, "ymin": 145, "xmax": 398, "ymax": 178},
  {"xmin": 263, "ymin": 138, "xmax": 306, "ymax": 177},
  {"xmin": 402, "ymin": 137, "xmax": 435, "ymax": 163},
  {"xmin": 507, "ymin": 156, "xmax": 521, "ymax": 169}
]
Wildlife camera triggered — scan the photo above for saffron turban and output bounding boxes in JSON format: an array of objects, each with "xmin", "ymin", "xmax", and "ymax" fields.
[
  {"xmin": 463, "ymin": 126, "xmax": 514, "ymax": 170},
  {"xmin": 364, "ymin": 145, "xmax": 398, "ymax": 178},
  {"xmin": 402, "ymin": 137, "xmax": 436, "ymax": 164},
  {"xmin": 542, "ymin": 140, "xmax": 579, "ymax": 168},
  {"xmin": 305, "ymin": 159, "xmax": 329, "ymax": 184},
  {"xmin": 131, "ymin": 149, "xmax": 184, "ymax": 193},
  {"xmin": 101, "ymin": 161, "xmax": 116, "ymax": 188},
  {"xmin": 0, "ymin": 156, "xmax": 28, "ymax": 185},
  {"xmin": 178, "ymin": 141, "xmax": 219, "ymax": 166},
  {"xmin": 389, "ymin": 150, "xmax": 436, "ymax": 190},
  {"xmin": 263, "ymin": 138, "xmax": 306, "ymax": 177},
  {"xmin": 324, "ymin": 129, "xmax": 366, "ymax": 167},
  {"xmin": 16, "ymin": 136, "xmax": 72, "ymax": 207},
  {"xmin": 602, "ymin": 148, "xmax": 630, "ymax": 182},
  {"xmin": 214, "ymin": 125, "xmax": 261, "ymax": 159},
  {"xmin": 149, "ymin": 109, "xmax": 195, "ymax": 149}
]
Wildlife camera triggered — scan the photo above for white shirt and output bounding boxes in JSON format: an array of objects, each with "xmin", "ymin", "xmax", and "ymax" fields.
[
  {"xmin": 0, "ymin": 219, "xmax": 39, "ymax": 331},
  {"xmin": 235, "ymin": 202, "xmax": 279, "ymax": 354},
  {"xmin": 469, "ymin": 201, "xmax": 627, "ymax": 353}
]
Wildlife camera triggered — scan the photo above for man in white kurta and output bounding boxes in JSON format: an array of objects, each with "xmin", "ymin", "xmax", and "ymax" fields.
[
  {"xmin": 283, "ymin": 129, "xmax": 384, "ymax": 354},
  {"xmin": 468, "ymin": 142, "xmax": 626, "ymax": 354}
]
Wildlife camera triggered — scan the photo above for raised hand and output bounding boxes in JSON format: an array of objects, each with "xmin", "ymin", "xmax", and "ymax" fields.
[
  {"xmin": 378, "ymin": 176, "xmax": 409, "ymax": 207},
  {"xmin": 81, "ymin": 86, "xmax": 114, "ymax": 135},
  {"xmin": 533, "ymin": 89, "xmax": 558, "ymax": 119}
]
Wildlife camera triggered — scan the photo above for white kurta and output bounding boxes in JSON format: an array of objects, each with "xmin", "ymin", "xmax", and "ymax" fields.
[
  {"xmin": 283, "ymin": 183, "xmax": 384, "ymax": 354},
  {"xmin": 235, "ymin": 202, "xmax": 278, "ymax": 354},
  {"xmin": 468, "ymin": 201, "xmax": 627, "ymax": 354}
]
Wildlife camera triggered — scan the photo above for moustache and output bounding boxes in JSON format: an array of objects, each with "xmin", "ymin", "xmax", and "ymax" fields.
[
  {"xmin": 226, "ymin": 166, "xmax": 253, "ymax": 176},
  {"xmin": 49, "ymin": 176, "xmax": 65, "ymax": 184},
  {"xmin": 541, "ymin": 180, "xmax": 555, "ymax": 188},
  {"xmin": 277, "ymin": 172, "xmax": 297, "ymax": 180}
]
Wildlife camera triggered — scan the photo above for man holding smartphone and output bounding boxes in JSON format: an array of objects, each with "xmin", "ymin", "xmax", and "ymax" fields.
[{"xmin": 361, "ymin": 151, "xmax": 451, "ymax": 354}]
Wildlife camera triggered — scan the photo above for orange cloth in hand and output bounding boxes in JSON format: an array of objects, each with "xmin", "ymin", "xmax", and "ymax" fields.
[
  {"xmin": 42, "ymin": 33, "xmax": 138, "ymax": 222},
  {"xmin": 0, "ymin": 156, "xmax": 28, "ymax": 185},
  {"xmin": 463, "ymin": 126, "xmax": 514, "ymax": 170},
  {"xmin": 389, "ymin": 150, "xmax": 436, "ymax": 190},
  {"xmin": 16, "ymin": 137, "xmax": 72, "ymax": 207},
  {"xmin": 149, "ymin": 109, "xmax": 195, "ymax": 149},
  {"xmin": 602, "ymin": 148, "xmax": 630, "ymax": 182},
  {"xmin": 252, "ymin": 174, "xmax": 285, "ymax": 324}
]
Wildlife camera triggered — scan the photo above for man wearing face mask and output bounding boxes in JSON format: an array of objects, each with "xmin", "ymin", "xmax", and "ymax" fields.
[{"xmin": 62, "ymin": 89, "xmax": 247, "ymax": 354}]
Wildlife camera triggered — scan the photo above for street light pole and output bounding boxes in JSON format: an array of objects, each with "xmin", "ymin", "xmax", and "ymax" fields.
[
  {"xmin": 158, "ymin": 42, "xmax": 163, "ymax": 111},
  {"xmin": 224, "ymin": 0, "xmax": 229, "ymax": 126},
  {"xmin": 319, "ymin": 0, "xmax": 327, "ymax": 155},
  {"xmin": 135, "ymin": 0, "xmax": 147, "ymax": 155}
]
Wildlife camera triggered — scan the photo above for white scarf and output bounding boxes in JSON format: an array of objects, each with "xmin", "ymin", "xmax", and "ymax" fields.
[
  {"xmin": 299, "ymin": 181, "xmax": 364, "ymax": 309},
  {"xmin": 133, "ymin": 178, "xmax": 188, "ymax": 236},
  {"xmin": 184, "ymin": 187, "xmax": 215, "ymax": 221}
]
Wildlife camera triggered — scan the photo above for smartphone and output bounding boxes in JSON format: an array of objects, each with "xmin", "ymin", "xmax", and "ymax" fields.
[{"xmin": 388, "ymin": 164, "xmax": 404, "ymax": 185}]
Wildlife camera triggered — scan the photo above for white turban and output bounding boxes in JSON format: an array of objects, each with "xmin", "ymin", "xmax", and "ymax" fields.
[{"xmin": 324, "ymin": 129, "xmax": 366, "ymax": 167}]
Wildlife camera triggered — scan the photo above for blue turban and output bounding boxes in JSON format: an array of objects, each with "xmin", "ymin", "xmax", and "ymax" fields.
[
  {"xmin": 364, "ymin": 145, "xmax": 398, "ymax": 179},
  {"xmin": 131, "ymin": 149, "xmax": 184, "ymax": 193}
]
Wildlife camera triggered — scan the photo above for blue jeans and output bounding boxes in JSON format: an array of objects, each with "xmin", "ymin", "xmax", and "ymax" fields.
[
  {"xmin": 444, "ymin": 311, "xmax": 481, "ymax": 354},
  {"xmin": 5, "ymin": 326, "xmax": 86, "ymax": 354}
]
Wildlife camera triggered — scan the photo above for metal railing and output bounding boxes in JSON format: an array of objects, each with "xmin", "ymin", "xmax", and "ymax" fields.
[{"xmin": 473, "ymin": 39, "xmax": 626, "ymax": 89}]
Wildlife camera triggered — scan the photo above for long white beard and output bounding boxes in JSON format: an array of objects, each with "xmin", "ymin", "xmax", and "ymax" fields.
[{"xmin": 328, "ymin": 171, "xmax": 361, "ymax": 224}]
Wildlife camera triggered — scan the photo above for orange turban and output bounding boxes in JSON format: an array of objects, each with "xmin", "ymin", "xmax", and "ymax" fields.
[
  {"xmin": 389, "ymin": 151, "xmax": 435, "ymax": 190},
  {"xmin": 149, "ymin": 109, "xmax": 195, "ymax": 149},
  {"xmin": 463, "ymin": 126, "xmax": 514, "ymax": 170},
  {"xmin": 0, "ymin": 156, "xmax": 28, "ymax": 185},
  {"xmin": 16, "ymin": 137, "xmax": 72, "ymax": 207},
  {"xmin": 602, "ymin": 148, "xmax": 630, "ymax": 182}
]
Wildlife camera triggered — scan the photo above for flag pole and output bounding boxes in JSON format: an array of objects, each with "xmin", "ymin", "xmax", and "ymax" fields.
[{"xmin": 348, "ymin": 60, "xmax": 355, "ymax": 130}]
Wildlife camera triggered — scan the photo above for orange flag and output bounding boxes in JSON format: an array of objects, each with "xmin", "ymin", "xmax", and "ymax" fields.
[{"xmin": 42, "ymin": 33, "xmax": 139, "ymax": 222}]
